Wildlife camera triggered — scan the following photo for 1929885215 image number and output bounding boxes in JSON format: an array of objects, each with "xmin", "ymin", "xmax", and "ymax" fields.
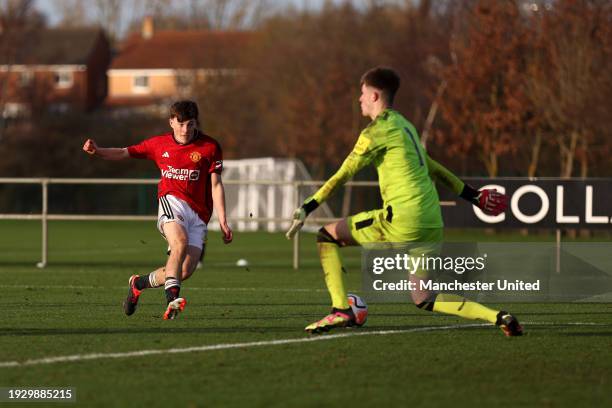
[{"xmin": 1, "ymin": 387, "xmax": 75, "ymax": 402}]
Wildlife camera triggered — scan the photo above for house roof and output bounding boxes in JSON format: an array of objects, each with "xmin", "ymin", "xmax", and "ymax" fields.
[
  {"xmin": 0, "ymin": 28, "xmax": 104, "ymax": 65},
  {"xmin": 110, "ymin": 30, "xmax": 253, "ymax": 70}
]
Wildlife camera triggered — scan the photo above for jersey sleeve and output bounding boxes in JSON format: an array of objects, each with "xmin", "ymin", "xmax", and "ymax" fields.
[
  {"xmin": 426, "ymin": 154, "xmax": 464, "ymax": 195},
  {"xmin": 208, "ymin": 142, "xmax": 223, "ymax": 174},
  {"xmin": 127, "ymin": 138, "xmax": 154, "ymax": 160},
  {"xmin": 311, "ymin": 131, "xmax": 381, "ymax": 204}
]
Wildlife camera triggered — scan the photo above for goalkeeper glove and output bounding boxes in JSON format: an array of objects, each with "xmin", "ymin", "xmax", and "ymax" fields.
[
  {"xmin": 460, "ymin": 185, "xmax": 508, "ymax": 216},
  {"xmin": 285, "ymin": 198, "xmax": 319, "ymax": 240}
]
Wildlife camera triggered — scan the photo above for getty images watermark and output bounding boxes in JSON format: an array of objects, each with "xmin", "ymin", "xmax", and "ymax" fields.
[
  {"xmin": 371, "ymin": 252, "xmax": 540, "ymax": 292},
  {"xmin": 361, "ymin": 242, "xmax": 612, "ymax": 303}
]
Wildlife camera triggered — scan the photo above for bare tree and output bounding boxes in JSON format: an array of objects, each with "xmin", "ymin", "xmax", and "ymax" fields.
[
  {"xmin": 55, "ymin": 0, "xmax": 88, "ymax": 27},
  {"xmin": 93, "ymin": 0, "xmax": 123, "ymax": 43},
  {"xmin": 0, "ymin": 0, "xmax": 43, "ymax": 137},
  {"xmin": 194, "ymin": 0, "xmax": 272, "ymax": 29},
  {"xmin": 0, "ymin": 0, "xmax": 40, "ymax": 64},
  {"xmin": 144, "ymin": 0, "xmax": 173, "ymax": 17},
  {"xmin": 439, "ymin": 1, "xmax": 531, "ymax": 177},
  {"xmin": 421, "ymin": 55, "xmax": 446, "ymax": 150},
  {"xmin": 526, "ymin": 0, "xmax": 610, "ymax": 178}
]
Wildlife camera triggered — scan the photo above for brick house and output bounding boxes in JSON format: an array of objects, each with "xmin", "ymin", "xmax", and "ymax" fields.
[
  {"xmin": 0, "ymin": 28, "xmax": 110, "ymax": 117},
  {"xmin": 107, "ymin": 17, "xmax": 252, "ymax": 107}
]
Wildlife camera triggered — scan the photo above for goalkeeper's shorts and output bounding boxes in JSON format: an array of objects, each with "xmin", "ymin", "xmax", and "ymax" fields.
[
  {"xmin": 348, "ymin": 206, "xmax": 442, "ymax": 278},
  {"xmin": 347, "ymin": 206, "xmax": 443, "ymax": 244}
]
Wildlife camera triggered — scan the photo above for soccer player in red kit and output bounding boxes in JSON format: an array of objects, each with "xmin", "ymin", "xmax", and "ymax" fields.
[{"xmin": 83, "ymin": 100, "xmax": 232, "ymax": 319}]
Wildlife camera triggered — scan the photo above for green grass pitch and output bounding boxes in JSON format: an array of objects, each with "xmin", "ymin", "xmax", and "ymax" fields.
[{"xmin": 0, "ymin": 221, "xmax": 610, "ymax": 407}]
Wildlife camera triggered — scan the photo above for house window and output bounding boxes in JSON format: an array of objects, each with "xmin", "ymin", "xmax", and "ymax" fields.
[
  {"xmin": 2, "ymin": 102, "xmax": 30, "ymax": 118},
  {"xmin": 54, "ymin": 71, "xmax": 73, "ymax": 88},
  {"xmin": 19, "ymin": 71, "xmax": 33, "ymax": 87},
  {"xmin": 133, "ymin": 75, "xmax": 150, "ymax": 93}
]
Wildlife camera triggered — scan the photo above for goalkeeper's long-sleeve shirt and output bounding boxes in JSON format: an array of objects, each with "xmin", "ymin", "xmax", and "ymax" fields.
[{"xmin": 311, "ymin": 109, "xmax": 465, "ymax": 229}]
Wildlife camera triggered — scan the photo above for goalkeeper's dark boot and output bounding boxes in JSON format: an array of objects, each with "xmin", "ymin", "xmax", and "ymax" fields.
[
  {"xmin": 305, "ymin": 308, "xmax": 356, "ymax": 334},
  {"xmin": 123, "ymin": 275, "xmax": 142, "ymax": 316},
  {"xmin": 496, "ymin": 311, "xmax": 523, "ymax": 337}
]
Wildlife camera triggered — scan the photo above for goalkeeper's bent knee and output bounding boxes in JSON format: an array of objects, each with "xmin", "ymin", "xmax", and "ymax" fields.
[
  {"xmin": 317, "ymin": 227, "xmax": 341, "ymax": 246},
  {"xmin": 415, "ymin": 294, "xmax": 438, "ymax": 312}
]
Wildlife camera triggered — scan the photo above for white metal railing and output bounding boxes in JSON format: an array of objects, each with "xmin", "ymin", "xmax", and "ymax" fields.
[{"xmin": 0, "ymin": 178, "xmax": 456, "ymax": 269}]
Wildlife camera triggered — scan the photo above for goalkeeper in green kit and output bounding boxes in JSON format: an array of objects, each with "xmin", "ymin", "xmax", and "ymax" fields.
[{"xmin": 286, "ymin": 67, "xmax": 523, "ymax": 336}]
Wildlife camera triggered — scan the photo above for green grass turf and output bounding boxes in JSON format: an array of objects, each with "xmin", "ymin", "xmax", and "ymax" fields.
[{"xmin": 0, "ymin": 221, "xmax": 610, "ymax": 407}]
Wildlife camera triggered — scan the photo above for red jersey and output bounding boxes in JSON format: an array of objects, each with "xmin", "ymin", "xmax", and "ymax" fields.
[{"xmin": 127, "ymin": 131, "xmax": 223, "ymax": 223}]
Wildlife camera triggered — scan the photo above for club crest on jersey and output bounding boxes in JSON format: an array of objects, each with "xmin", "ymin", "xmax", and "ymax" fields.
[{"xmin": 189, "ymin": 151, "xmax": 202, "ymax": 163}]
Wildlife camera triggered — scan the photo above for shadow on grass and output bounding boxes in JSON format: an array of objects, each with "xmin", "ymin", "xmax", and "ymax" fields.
[
  {"xmin": 517, "ymin": 311, "xmax": 612, "ymax": 316},
  {"xmin": 0, "ymin": 261, "xmax": 161, "ymax": 268},
  {"xmin": 559, "ymin": 332, "xmax": 612, "ymax": 337},
  {"xmin": 0, "ymin": 326, "xmax": 302, "ymax": 336},
  {"xmin": 0, "ymin": 323, "xmax": 487, "ymax": 337},
  {"xmin": 373, "ymin": 312, "xmax": 448, "ymax": 318},
  {"xmin": 4, "ymin": 302, "xmax": 332, "ymax": 307},
  {"xmin": 0, "ymin": 261, "xmax": 304, "ymax": 270},
  {"xmin": 197, "ymin": 303, "xmax": 330, "ymax": 307}
]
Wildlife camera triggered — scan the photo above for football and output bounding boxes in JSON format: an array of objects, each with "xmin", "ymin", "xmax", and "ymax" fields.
[{"xmin": 347, "ymin": 293, "xmax": 368, "ymax": 326}]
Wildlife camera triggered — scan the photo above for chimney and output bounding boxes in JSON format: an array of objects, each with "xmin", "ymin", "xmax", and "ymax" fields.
[{"xmin": 142, "ymin": 16, "xmax": 154, "ymax": 40}]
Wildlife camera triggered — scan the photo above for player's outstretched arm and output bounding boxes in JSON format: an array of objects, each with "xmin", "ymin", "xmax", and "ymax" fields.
[
  {"xmin": 211, "ymin": 173, "xmax": 233, "ymax": 244},
  {"xmin": 426, "ymin": 155, "xmax": 507, "ymax": 216},
  {"xmin": 82, "ymin": 139, "xmax": 129, "ymax": 160},
  {"xmin": 285, "ymin": 154, "xmax": 367, "ymax": 240},
  {"xmin": 286, "ymin": 143, "xmax": 372, "ymax": 240},
  {"xmin": 426, "ymin": 155, "xmax": 464, "ymax": 195}
]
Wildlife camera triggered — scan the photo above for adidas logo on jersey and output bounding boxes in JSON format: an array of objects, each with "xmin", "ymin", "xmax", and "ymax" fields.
[{"xmin": 162, "ymin": 152, "xmax": 170, "ymax": 158}]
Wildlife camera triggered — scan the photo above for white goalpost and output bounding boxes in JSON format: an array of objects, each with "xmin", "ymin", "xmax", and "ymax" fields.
[{"xmin": 211, "ymin": 157, "xmax": 334, "ymax": 232}]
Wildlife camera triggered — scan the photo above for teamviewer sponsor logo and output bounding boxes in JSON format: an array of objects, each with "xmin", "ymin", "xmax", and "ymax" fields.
[
  {"xmin": 161, "ymin": 166, "xmax": 200, "ymax": 181},
  {"xmin": 189, "ymin": 170, "xmax": 200, "ymax": 181}
]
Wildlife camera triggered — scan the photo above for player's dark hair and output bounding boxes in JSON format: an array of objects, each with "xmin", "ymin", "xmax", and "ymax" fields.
[
  {"xmin": 360, "ymin": 67, "xmax": 400, "ymax": 105},
  {"xmin": 170, "ymin": 100, "xmax": 199, "ymax": 125}
]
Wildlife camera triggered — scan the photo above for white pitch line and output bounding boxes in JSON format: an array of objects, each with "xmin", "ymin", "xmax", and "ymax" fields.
[
  {"xmin": 0, "ymin": 322, "xmax": 608, "ymax": 368},
  {"xmin": 0, "ymin": 323, "xmax": 488, "ymax": 368}
]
